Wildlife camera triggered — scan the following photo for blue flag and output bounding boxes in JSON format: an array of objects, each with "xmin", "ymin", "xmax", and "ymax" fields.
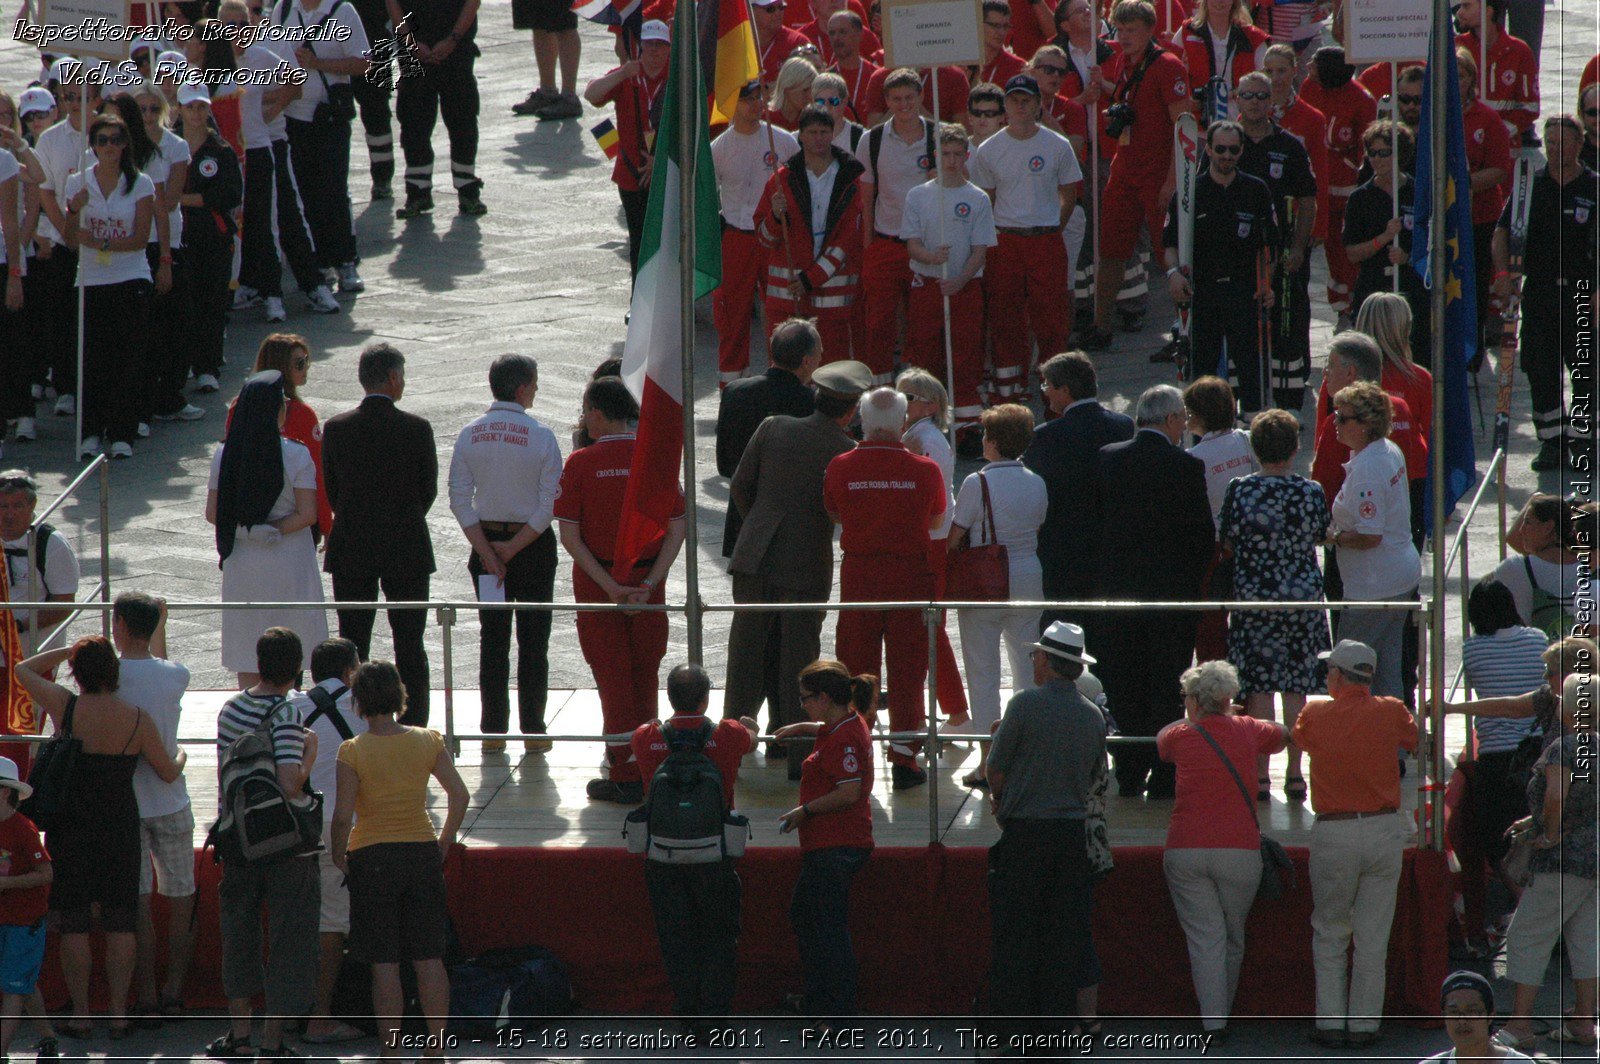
[{"xmin": 1411, "ymin": 34, "xmax": 1478, "ymax": 534}]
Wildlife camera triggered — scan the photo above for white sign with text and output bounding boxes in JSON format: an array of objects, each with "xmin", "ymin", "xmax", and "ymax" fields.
[
  {"xmin": 1343, "ymin": 0, "xmax": 1431, "ymax": 65},
  {"xmin": 881, "ymin": 0, "xmax": 981, "ymax": 70}
]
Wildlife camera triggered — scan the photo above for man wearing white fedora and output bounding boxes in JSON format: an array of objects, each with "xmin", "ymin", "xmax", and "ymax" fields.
[{"xmin": 985, "ymin": 621, "xmax": 1108, "ymax": 1042}]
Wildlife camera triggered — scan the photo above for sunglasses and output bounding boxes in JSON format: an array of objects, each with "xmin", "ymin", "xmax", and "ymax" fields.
[
  {"xmin": 1367, "ymin": 147, "xmax": 1394, "ymax": 158},
  {"xmin": 1236, "ymin": 90, "xmax": 1269, "ymax": 101},
  {"xmin": 1585, "ymin": 107, "xmax": 1600, "ymax": 117},
  {"xmin": 1334, "ymin": 412, "xmax": 1365, "ymax": 424},
  {"xmin": 1034, "ymin": 64, "xmax": 1067, "ymax": 76},
  {"xmin": 93, "ymin": 132, "xmax": 127, "ymax": 146},
  {"xmin": 970, "ymin": 107, "xmax": 1003, "ymax": 117},
  {"xmin": 1209, "ymin": 143, "xmax": 1242, "ymax": 155},
  {"xmin": 293, "ymin": 356, "xmax": 310, "ymax": 370},
  {"xmin": 816, "ymin": 95, "xmax": 843, "ymax": 106},
  {"xmin": 1398, "ymin": 94, "xmax": 1422, "ymax": 105}
]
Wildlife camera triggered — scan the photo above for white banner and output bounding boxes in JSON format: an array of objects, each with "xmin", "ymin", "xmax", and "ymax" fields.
[
  {"xmin": 22, "ymin": 0, "xmax": 134, "ymax": 61},
  {"xmin": 881, "ymin": 0, "xmax": 981, "ymax": 70},
  {"xmin": 1342, "ymin": 0, "xmax": 1431, "ymax": 65}
]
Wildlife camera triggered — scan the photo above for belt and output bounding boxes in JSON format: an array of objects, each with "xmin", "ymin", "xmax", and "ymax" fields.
[
  {"xmin": 997, "ymin": 225, "xmax": 1060, "ymax": 237},
  {"xmin": 480, "ymin": 520, "xmax": 527, "ymax": 533},
  {"xmin": 874, "ymin": 233, "xmax": 906, "ymax": 244},
  {"xmin": 1316, "ymin": 808, "xmax": 1398, "ymax": 822}
]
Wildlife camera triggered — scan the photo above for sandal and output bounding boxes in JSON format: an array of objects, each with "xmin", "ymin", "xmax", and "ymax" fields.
[
  {"xmin": 205, "ymin": 1031, "xmax": 257, "ymax": 1058},
  {"xmin": 1549, "ymin": 1022, "xmax": 1598, "ymax": 1047},
  {"xmin": 1284, "ymin": 777, "xmax": 1308, "ymax": 802},
  {"xmin": 1257, "ymin": 777, "xmax": 1272, "ymax": 802}
]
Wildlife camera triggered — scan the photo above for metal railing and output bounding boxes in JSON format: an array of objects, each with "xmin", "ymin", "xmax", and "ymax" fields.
[
  {"xmin": 1440, "ymin": 449, "xmax": 1506, "ymax": 715},
  {"xmin": 1, "ymin": 594, "xmax": 1444, "ymax": 849},
  {"xmin": 22, "ymin": 455, "xmax": 111, "ymax": 649}
]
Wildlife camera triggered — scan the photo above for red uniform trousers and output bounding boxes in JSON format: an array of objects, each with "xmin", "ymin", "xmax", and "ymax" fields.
[
  {"xmin": 836, "ymin": 554, "xmax": 932, "ymax": 768},
  {"xmin": 926, "ymin": 540, "xmax": 970, "ymax": 720},
  {"xmin": 715, "ymin": 227, "xmax": 764, "ymax": 384},
  {"xmin": 861, "ymin": 238, "xmax": 913, "ymax": 382},
  {"xmin": 574, "ymin": 564, "xmax": 666, "ymax": 783},
  {"xmin": 905, "ymin": 276, "xmax": 986, "ymax": 431},
  {"xmin": 763, "ymin": 296, "xmax": 855, "ymax": 363},
  {"xmin": 1323, "ymin": 194, "xmax": 1356, "ymax": 313},
  {"xmin": 984, "ymin": 230, "xmax": 1071, "ymax": 399}
]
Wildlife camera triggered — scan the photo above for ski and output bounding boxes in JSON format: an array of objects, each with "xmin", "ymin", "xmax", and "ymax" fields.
[
  {"xmin": 1493, "ymin": 152, "xmax": 1534, "ymax": 455},
  {"xmin": 1172, "ymin": 111, "xmax": 1201, "ymax": 380}
]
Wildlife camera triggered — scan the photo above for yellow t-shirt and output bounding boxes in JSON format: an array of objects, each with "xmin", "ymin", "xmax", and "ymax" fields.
[{"xmin": 337, "ymin": 727, "xmax": 445, "ymax": 850}]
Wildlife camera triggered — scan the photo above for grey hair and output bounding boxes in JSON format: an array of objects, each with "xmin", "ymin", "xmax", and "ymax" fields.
[
  {"xmin": 0, "ymin": 470, "xmax": 37, "ymax": 502},
  {"xmin": 1328, "ymin": 332, "xmax": 1383, "ymax": 382},
  {"xmin": 859, "ymin": 387, "xmax": 908, "ymax": 440},
  {"xmin": 812, "ymin": 71, "xmax": 847, "ymax": 98},
  {"xmin": 1180, "ymin": 660, "xmax": 1241, "ymax": 715},
  {"xmin": 1134, "ymin": 384, "xmax": 1185, "ymax": 426},
  {"xmin": 1561, "ymin": 672, "xmax": 1597, "ymax": 728}
]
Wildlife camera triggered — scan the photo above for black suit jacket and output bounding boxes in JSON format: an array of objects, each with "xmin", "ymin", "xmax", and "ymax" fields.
[
  {"xmin": 1091, "ymin": 430, "xmax": 1214, "ymax": 600},
  {"xmin": 322, "ymin": 395, "xmax": 438, "ymax": 578},
  {"xmin": 714, "ymin": 368, "xmax": 814, "ymax": 558},
  {"xmin": 1022, "ymin": 401, "xmax": 1135, "ymax": 597}
]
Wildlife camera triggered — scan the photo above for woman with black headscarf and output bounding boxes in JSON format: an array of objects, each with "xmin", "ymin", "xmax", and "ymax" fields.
[{"xmin": 204, "ymin": 371, "xmax": 326, "ymax": 687}]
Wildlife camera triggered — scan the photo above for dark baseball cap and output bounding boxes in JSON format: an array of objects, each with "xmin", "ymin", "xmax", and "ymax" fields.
[{"xmin": 1004, "ymin": 74, "xmax": 1041, "ymax": 97}]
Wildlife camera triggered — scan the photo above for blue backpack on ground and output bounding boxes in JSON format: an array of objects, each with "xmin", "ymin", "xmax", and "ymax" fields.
[{"xmin": 447, "ymin": 946, "xmax": 574, "ymax": 1036}]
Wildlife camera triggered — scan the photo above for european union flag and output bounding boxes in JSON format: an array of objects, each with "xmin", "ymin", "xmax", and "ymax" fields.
[{"xmin": 1411, "ymin": 34, "xmax": 1478, "ymax": 532}]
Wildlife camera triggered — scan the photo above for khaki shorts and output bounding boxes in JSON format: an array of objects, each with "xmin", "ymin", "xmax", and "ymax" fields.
[
  {"xmin": 139, "ymin": 807, "xmax": 197, "ymax": 898},
  {"xmin": 318, "ymin": 849, "xmax": 351, "ymax": 935}
]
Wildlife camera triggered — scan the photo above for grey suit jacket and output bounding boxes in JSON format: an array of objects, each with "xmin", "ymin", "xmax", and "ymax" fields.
[{"xmin": 728, "ymin": 411, "xmax": 854, "ymax": 592}]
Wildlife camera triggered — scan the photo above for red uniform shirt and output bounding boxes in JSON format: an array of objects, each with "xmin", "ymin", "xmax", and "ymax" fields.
[
  {"xmin": 1149, "ymin": 0, "xmax": 1194, "ymax": 44},
  {"xmin": 863, "ymin": 65, "xmax": 970, "ymax": 122},
  {"xmin": 835, "ymin": 57, "xmax": 883, "ymax": 124},
  {"xmin": 1456, "ymin": 30, "xmax": 1538, "ymax": 136},
  {"xmin": 1006, "ymin": 0, "xmax": 1056, "ymax": 60},
  {"xmin": 798, "ymin": 711, "xmax": 874, "ymax": 851},
  {"xmin": 1045, "ymin": 93, "xmax": 1089, "ymax": 152},
  {"xmin": 760, "ymin": 24, "xmax": 814, "ymax": 83},
  {"xmin": 632, "ymin": 715, "xmax": 753, "ymax": 810},
  {"xmin": 1172, "ymin": 21, "xmax": 1270, "ymax": 106},
  {"xmin": 786, "ymin": 0, "xmax": 870, "ymax": 28},
  {"xmin": 1312, "ymin": 392, "xmax": 1427, "ymax": 503},
  {"xmin": 1275, "ymin": 94, "xmax": 1330, "ymax": 239},
  {"xmin": 1299, "ymin": 78, "xmax": 1377, "ymax": 196},
  {"xmin": 599, "ymin": 68, "xmax": 667, "ymax": 192},
  {"xmin": 1103, "ymin": 46, "xmax": 1190, "ymax": 181},
  {"xmin": 1463, "ymin": 97, "xmax": 1514, "ymax": 225},
  {"xmin": 823, "ymin": 440, "xmax": 945, "ymax": 559},
  {"xmin": 799, "ymin": 19, "xmax": 882, "ymax": 68},
  {"xmin": 1355, "ymin": 60, "xmax": 1421, "ymax": 102},
  {"xmin": 553, "ymin": 434, "xmax": 685, "ymax": 561},
  {"xmin": 976, "ymin": 49, "xmax": 1028, "ymax": 89},
  {"xmin": 0, "ymin": 812, "xmax": 50, "ymax": 926}
]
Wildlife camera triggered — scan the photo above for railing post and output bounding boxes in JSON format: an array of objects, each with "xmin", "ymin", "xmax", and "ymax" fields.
[
  {"xmin": 925, "ymin": 605, "xmax": 940, "ymax": 847},
  {"xmin": 25, "ymin": 526, "xmax": 38, "ymax": 653},
  {"xmin": 438, "ymin": 606, "xmax": 458, "ymax": 757},
  {"xmin": 1428, "ymin": 609, "xmax": 1446, "ymax": 850},
  {"xmin": 98, "ymin": 458, "xmax": 110, "ymax": 638},
  {"xmin": 1496, "ymin": 452, "xmax": 1508, "ymax": 562}
]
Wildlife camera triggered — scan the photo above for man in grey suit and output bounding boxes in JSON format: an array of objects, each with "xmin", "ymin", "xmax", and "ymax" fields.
[{"xmin": 725, "ymin": 360, "xmax": 871, "ymax": 776}]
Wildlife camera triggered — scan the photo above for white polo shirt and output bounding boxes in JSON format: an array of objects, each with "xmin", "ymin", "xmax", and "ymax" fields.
[
  {"xmin": 448, "ymin": 401, "xmax": 564, "ymax": 531},
  {"xmin": 3, "ymin": 529, "xmax": 81, "ymax": 653},
  {"xmin": 288, "ymin": 678, "xmax": 367, "ymax": 829},
  {"xmin": 34, "ymin": 118, "xmax": 89, "ymax": 245},
  {"xmin": 156, "ymin": 129, "xmax": 190, "ymax": 247},
  {"xmin": 63, "ymin": 168, "xmax": 156, "ymax": 287},
  {"xmin": 1331, "ymin": 438, "xmax": 1419, "ymax": 599},
  {"xmin": 711, "ymin": 122, "xmax": 797, "ymax": 230},
  {"xmin": 270, "ymin": 0, "xmax": 371, "ymax": 121},
  {"xmin": 123, "ymin": 656, "xmax": 193, "ymax": 819},
  {"xmin": 900, "ymin": 179, "xmax": 997, "ymax": 279},
  {"xmin": 968, "ymin": 124, "xmax": 1083, "ymax": 229},
  {"xmin": 0, "ymin": 151, "xmax": 17, "ymax": 265},
  {"xmin": 853, "ymin": 116, "xmax": 935, "ymax": 236},
  {"xmin": 237, "ymin": 42, "xmax": 301, "ymax": 148},
  {"xmin": 1189, "ymin": 427, "xmax": 1257, "ymax": 530}
]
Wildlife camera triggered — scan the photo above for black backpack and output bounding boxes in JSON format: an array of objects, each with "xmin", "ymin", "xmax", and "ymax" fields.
[
  {"xmin": 304, "ymin": 684, "xmax": 354, "ymax": 741},
  {"xmin": 623, "ymin": 722, "xmax": 749, "ymax": 863},
  {"xmin": 867, "ymin": 117, "xmax": 936, "ymax": 188}
]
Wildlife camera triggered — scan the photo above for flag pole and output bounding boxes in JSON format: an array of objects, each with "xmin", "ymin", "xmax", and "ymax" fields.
[
  {"xmin": 1426, "ymin": 3, "xmax": 1448, "ymax": 849},
  {"xmin": 680, "ymin": 0, "xmax": 704, "ymax": 663},
  {"xmin": 1390, "ymin": 60, "xmax": 1400, "ymax": 294}
]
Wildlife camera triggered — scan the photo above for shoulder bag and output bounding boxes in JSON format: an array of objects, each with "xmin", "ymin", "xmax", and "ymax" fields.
[
  {"xmin": 1191, "ymin": 719, "xmax": 1296, "ymax": 900},
  {"xmin": 23, "ymin": 694, "xmax": 82, "ymax": 833},
  {"xmin": 946, "ymin": 473, "xmax": 1009, "ymax": 602}
]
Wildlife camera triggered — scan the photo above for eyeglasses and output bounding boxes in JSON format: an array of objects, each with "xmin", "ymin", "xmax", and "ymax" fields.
[
  {"xmin": 1397, "ymin": 94, "xmax": 1422, "ymax": 105},
  {"xmin": 1236, "ymin": 90, "xmax": 1269, "ymax": 101},
  {"xmin": 816, "ymin": 95, "xmax": 843, "ymax": 106},
  {"xmin": 984, "ymin": 20, "xmax": 1012, "ymax": 29},
  {"xmin": 1334, "ymin": 411, "xmax": 1365, "ymax": 424},
  {"xmin": 293, "ymin": 357, "xmax": 310, "ymax": 370},
  {"xmin": 1209, "ymin": 143, "xmax": 1242, "ymax": 155},
  {"xmin": 970, "ymin": 107, "xmax": 1003, "ymax": 117},
  {"xmin": 1367, "ymin": 147, "xmax": 1394, "ymax": 158},
  {"xmin": 93, "ymin": 132, "xmax": 127, "ymax": 146},
  {"xmin": 1034, "ymin": 64, "xmax": 1066, "ymax": 75}
]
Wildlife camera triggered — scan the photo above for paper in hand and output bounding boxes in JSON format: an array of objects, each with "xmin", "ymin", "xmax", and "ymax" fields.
[{"xmin": 477, "ymin": 575, "xmax": 506, "ymax": 603}]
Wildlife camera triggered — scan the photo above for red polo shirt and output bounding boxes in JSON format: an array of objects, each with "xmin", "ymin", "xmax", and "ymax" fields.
[
  {"xmin": 798, "ymin": 711, "xmax": 875, "ymax": 851},
  {"xmin": 1455, "ymin": 29, "xmax": 1539, "ymax": 136},
  {"xmin": 976, "ymin": 49, "xmax": 1027, "ymax": 89},
  {"xmin": 553, "ymin": 434, "xmax": 685, "ymax": 562},
  {"xmin": 1463, "ymin": 97, "xmax": 1514, "ymax": 225},
  {"xmin": 1312, "ymin": 392, "xmax": 1426, "ymax": 506},
  {"xmin": 597, "ymin": 69, "xmax": 667, "ymax": 192},
  {"xmin": 1299, "ymin": 78, "xmax": 1377, "ymax": 196},
  {"xmin": 1275, "ymin": 94, "xmax": 1329, "ymax": 239},
  {"xmin": 760, "ymin": 24, "xmax": 814, "ymax": 83},
  {"xmin": 1103, "ymin": 46, "xmax": 1190, "ymax": 181},
  {"xmin": 0, "ymin": 812, "xmax": 49, "ymax": 925},
  {"xmin": 823, "ymin": 440, "xmax": 945, "ymax": 559},
  {"xmin": 632, "ymin": 715, "xmax": 753, "ymax": 810},
  {"xmin": 863, "ymin": 65, "xmax": 970, "ymax": 122}
]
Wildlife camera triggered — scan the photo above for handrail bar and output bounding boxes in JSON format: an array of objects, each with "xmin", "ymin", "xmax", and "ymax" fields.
[
  {"xmin": 0, "ymin": 598, "xmax": 1429, "ymax": 613},
  {"xmin": 30, "ymin": 455, "xmax": 106, "ymax": 529},
  {"xmin": 1443, "ymin": 448, "xmax": 1505, "ymax": 577}
]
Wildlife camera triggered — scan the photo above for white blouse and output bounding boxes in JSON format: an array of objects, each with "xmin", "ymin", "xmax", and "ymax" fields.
[
  {"xmin": 63, "ymin": 166, "xmax": 155, "ymax": 287},
  {"xmin": 904, "ymin": 416, "xmax": 957, "ymax": 539}
]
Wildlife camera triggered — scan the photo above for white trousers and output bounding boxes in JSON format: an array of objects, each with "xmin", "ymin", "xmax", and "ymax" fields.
[
  {"xmin": 1309, "ymin": 814, "xmax": 1407, "ymax": 1033},
  {"xmin": 956, "ymin": 568, "xmax": 1043, "ymax": 732},
  {"xmin": 1505, "ymin": 871, "xmax": 1599, "ymax": 985},
  {"xmin": 1163, "ymin": 847, "xmax": 1261, "ymax": 1032}
]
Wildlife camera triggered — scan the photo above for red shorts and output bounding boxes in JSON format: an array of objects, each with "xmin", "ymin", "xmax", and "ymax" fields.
[{"xmin": 1100, "ymin": 171, "xmax": 1168, "ymax": 262}]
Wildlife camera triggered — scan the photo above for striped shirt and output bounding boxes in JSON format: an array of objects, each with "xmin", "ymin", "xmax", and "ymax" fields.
[
  {"xmin": 217, "ymin": 689, "xmax": 306, "ymax": 764},
  {"xmin": 1461, "ymin": 627, "xmax": 1547, "ymax": 754}
]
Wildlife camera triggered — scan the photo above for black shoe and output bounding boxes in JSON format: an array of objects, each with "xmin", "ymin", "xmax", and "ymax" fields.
[
  {"xmin": 1532, "ymin": 438, "xmax": 1563, "ymax": 471},
  {"xmin": 459, "ymin": 192, "xmax": 488, "ymax": 217},
  {"xmin": 1118, "ymin": 309, "xmax": 1144, "ymax": 333},
  {"xmin": 891, "ymin": 763, "xmax": 927, "ymax": 791},
  {"xmin": 586, "ymin": 778, "xmax": 644, "ymax": 804},
  {"xmin": 1345, "ymin": 1030, "xmax": 1383, "ymax": 1048},
  {"xmin": 34, "ymin": 1037, "xmax": 59, "ymax": 1061},
  {"xmin": 1149, "ymin": 336, "xmax": 1181, "ymax": 364},
  {"xmin": 370, "ymin": 179, "xmax": 393, "ymax": 200},
  {"xmin": 396, "ymin": 194, "xmax": 433, "ymax": 220},
  {"xmin": 205, "ymin": 1031, "xmax": 255, "ymax": 1059},
  {"xmin": 1078, "ymin": 326, "xmax": 1114, "ymax": 351}
]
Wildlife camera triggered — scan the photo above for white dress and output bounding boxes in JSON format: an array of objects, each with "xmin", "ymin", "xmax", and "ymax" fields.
[{"xmin": 210, "ymin": 439, "xmax": 328, "ymax": 672}]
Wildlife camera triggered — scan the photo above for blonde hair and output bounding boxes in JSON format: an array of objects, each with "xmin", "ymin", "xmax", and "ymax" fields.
[
  {"xmin": 131, "ymin": 80, "xmax": 169, "ymax": 126},
  {"xmin": 895, "ymin": 367, "xmax": 950, "ymax": 431},
  {"xmin": 1189, "ymin": 0, "xmax": 1253, "ymax": 29},
  {"xmin": 771, "ymin": 56, "xmax": 818, "ymax": 111},
  {"xmin": 1333, "ymin": 381, "xmax": 1393, "ymax": 442},
  {"xmin": 1561, "ymin": 673, "xmax": 1597, "ymax": 730},
  {"xmin": 0, "ymin": 91, "xmax": 18, "ymax": 136},
  {"xmin": 1353, "ymin": 292, "xmax": 1420, "ymax": 381},
  {"xmin": 1545, "ymin": 637, "xmax": 1598, "ymax": 682}
]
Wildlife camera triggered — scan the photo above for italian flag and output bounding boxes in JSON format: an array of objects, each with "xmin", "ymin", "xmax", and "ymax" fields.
[{"xmin": 611, "ymin": 0, "xmax": 723, "ymax": 581}]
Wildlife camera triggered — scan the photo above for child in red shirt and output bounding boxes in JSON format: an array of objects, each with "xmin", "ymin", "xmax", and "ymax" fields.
[{"xmin": 0, "ymin": 756, "xmax": 52, "ymax": 1062}]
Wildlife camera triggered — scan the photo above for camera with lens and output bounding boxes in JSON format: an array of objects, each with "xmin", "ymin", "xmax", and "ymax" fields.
[{"xmin": 1106, "ymin": 102, "xmax": 1135, "ymax": 139}]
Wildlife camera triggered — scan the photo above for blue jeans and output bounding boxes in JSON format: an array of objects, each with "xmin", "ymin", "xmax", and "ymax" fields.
[{"xmin": 790, "ymin": 846, "xmax": 870, "ymax": 1020}]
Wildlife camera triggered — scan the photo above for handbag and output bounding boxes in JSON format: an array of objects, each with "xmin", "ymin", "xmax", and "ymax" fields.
[
  {"xmin": 1501, "ymin": 821, "xmax": 1537, "ymax": 887},
  {"xmin": 21, "ymin": 695, "xmax": 82, "ymax": 833},
  {"xmin": 1085, "ymin": 750, "xmax": 1115, "ymax": 881},
  {"xmin": 945, "ymin": 473, "xmax": 1009, "ymax": 602},
  {"xmin": 1191, "ymin": 719, "xmax": 1297, "ymax": 900}
]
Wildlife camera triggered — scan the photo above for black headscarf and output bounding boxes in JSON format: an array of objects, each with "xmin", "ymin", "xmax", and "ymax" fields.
[{"xmin": 215, "ymin": 372, "xmax": 286, "ymax": 566}]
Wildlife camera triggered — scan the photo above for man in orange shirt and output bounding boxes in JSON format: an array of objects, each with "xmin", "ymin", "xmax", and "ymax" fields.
[{"xmin": 1292, "ymin": 639, "xmax": 1418, "ymax": 1050}]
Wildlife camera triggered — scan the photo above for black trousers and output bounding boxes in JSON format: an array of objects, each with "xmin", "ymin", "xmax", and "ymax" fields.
[
  {"xmin": 0, "ymin": 300, "xmax": 27, "ymax": 421},
  {"xmin": 287, "ymin": 116, "xmax": 357, "ymax": 269},
  {"xmin": 397, "ymin": 57, "xmax": 481, "ymax": 200},
  {"xmin": 82, "ymin": 279, "xmax": 149, "ymax": 444},
  {"xmin": 1190, "ymin": 282, "xmax": 1265, "ymax": 412},
  {"xmin": 468, "ymin": 527, "xmax": 556, "ymax": 735},
  {"xmin": 790, "ymin": 846, "xmax": 869, "ymax": 1021},
  {"xmin": 987, "ymin": 819, "xmax": 1099, "ymax": 1029},
  {"xmin": 143, "ymin": 244, "xmax": 193, "ymax": 418},
  {"xmin": 182, "ymin": 211, "xmax": 232, "ymax": 377},
  {"xmin": 240, "ymin": 143, "xmax": 322, "ymax": 299},
  {"xmin": 349, "ymin": 0, "xmax": 395, "ymax": 186},
  {"xmin": 643, "ymin": 860, "xmax": 742, "ymax": 1018},
  {"xmin": 620, "ymin": 187, "xmax": 649, "ymax": 277},
  {"xmin": 29, "ymin": 245, "xmax": 77, "ymax": 395},
  {"xmin": 1270, "ymin": 257, "xmax": 1313, "ymax": 411},
  {"xmin": 332, "ymin": 570, "xmax": 431, "ymax": 725},
  {"xmin": 1093, "ymin": 607, "xmax": 1194, "ymax": 797},
  {"xmin": 1522, "ymin": 279, "xmax": 1593, "ymax": 441}
]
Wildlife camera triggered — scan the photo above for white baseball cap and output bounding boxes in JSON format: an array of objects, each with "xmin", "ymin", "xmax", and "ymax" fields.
[
  {"xmin": 177, "ymin": 83, "xmax": 212, "ymax": 106},
  {"xmin": 641, "ymin": 19, "xmax": 670, "ymax": 42},
  {"xmin": 18, "ymin": 88, "xmax": 55, "ymax": 119}
]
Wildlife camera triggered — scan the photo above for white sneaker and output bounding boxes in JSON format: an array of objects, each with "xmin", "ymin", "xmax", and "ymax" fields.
[
  {"xmin": 195, "ymin": 374, "xmax": 220, "ymax": 393},
  {"xmin": 109, "ymin": 440, "xmax": 133, "ymax": 459},
  {"xmin": 264, "ymin": 296, "xmax": 287, "ymax": 323},
  {"xmin": 137, "ymin": 422, "xmax": 151, "ymax": 438},
  {"xmin": 14, "ymin": 417, "xmax": 35, "ymax": 441},
  {"xmin": 79, "ymin": 435, "xmax": 101, "ymax": 459},
  {"xmin": 233, "ymin": 285, "xmax": 261, "ymax": 310},
  {"xmin": 29, "ymin": 384, "xmax": 41, "ymax": 401},
  {"xmin": 337, "ymin": 263, "xmax": 365, "ymax": 293},
  {"xmin": 53, "ymin": 394, "xmax": 75, "ymax": 416},
  {"xmin": 321, "ymin": 266, "xmax": 338, "ymax": 287},
  {"xmin": 304, "ymin": 285, "xmax": 340, "ymax": 314},
  {"xmin": 156, "ymin": 403, "xmax": 206, "ymax": 421}
]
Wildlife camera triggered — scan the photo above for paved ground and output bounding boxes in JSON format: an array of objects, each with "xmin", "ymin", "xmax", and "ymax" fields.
[{"xmin": 0, "ymin": 6, "xmax": 1594, "ymax": 1062}]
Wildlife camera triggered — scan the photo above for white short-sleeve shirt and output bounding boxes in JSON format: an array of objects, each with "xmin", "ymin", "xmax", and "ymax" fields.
[
  {"xmin": 967, "ymin": 125, "xmax": 1083, "ymax": 229},
  {"xmin": 904, "ymin": 417, "xmax": 956, "ymax": 538},
  {"xmin": 33, "ymin": 119, "xmax": 88, "ymax": 245},
  {"xmin": 208, "ymin": 439, "xmax": 319, "ymax": 522},
  {"xmin": 900, "ymin": 179, "xmax": 997, "ymax": 279},
  {"xmin": 158, "ymin": 129, "xmax": 191, "ymax": 247},
  {"xmin": 123, "ymin": 657, "xmax": 193, "ymax": 818},
  {"xmin": 1189, "ymin": 428, "xmax": 1257, "ymax": 530},
  {"xmin": 952, "ymin": 460, "xmax": 1049, "ymax": 572},
  {"xmin": 711, "ymin": 122, "xmax": 798, "ymax": 230},
  {"xmin": 0, "ymin": 151, "xmax": 18, "ymax": 265},
  {"xmin": 271, "ymin": 0, "xmax": 372, "ymax": 120},
  {"xmin": 853, "ymin": 117, "xmax": 935, "ymax": 236},
  {"xmin": 1331, "ymin": 438, "xmax": 1419, "ymax": 599},
  {"xmin": 63, "ymin": 169, "xmax": 156, "ymax": 287}
]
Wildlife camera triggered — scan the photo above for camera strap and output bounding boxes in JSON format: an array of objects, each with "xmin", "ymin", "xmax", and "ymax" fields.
[{"xmin": 1113, "ymin": 45, "xmax": 1157, "ymax": 107}]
